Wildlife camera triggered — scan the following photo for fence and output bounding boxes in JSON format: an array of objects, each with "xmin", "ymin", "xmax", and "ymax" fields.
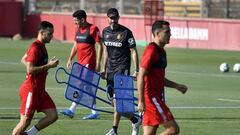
[
  {"xmin": 29, "ymin": 0, "xmax": 202, "ymax": 18},
  {"xmin": 164, "ymin": 1, "xmax": 201, "ymax": 18}
]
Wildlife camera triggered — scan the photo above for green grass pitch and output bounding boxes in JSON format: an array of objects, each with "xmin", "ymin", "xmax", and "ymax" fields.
[{"xmin": 0, "ymin": 38, "xmax": 240, "ymax": 135}]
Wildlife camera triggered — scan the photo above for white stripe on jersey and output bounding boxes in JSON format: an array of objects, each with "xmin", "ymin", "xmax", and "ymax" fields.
[
  {"xmin": 24, "ymin": 92, "xmax": 32, "ymax": 116},
  {"xmin": 152, "ymin": 97, "xmax": 167, "ymax": 122}
]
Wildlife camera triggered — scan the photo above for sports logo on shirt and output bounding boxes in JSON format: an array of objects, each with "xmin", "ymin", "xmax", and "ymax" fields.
[
  {"xmin": 128, "ymin": 38, "xmax": 135, "ymax": 45},
  {"xmin": 104, "ymin": 41, "xmax": 122, "ymax": 47},
  {"xmin": 117, "ymin": 34, "xmax": 121, "ymax": 40},
  {"xmin": 76, "ymin": 35, "xmax": 87, "ymax": 40}
]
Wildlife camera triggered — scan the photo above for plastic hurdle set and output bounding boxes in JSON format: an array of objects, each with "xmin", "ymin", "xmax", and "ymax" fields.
[{"xmin": 55, "ymin": 62, "xmax": 138, "ymax": 115}]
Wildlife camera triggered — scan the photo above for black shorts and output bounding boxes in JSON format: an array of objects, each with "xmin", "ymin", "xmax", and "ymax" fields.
[{"xmin": 106, "ymin": 67, "xmax": 130, "ymax": 86}]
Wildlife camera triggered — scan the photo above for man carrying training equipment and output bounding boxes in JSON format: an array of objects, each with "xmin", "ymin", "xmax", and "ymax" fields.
[
  {"xmin": 101, "ymin": 8, "xmax": 141, "ymax": 135},
  {"xmin": 62, "ymin": 10, "xmax": 103, "ymax": 120}
]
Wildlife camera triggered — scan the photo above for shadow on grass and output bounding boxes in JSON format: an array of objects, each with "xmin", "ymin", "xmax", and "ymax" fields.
[
  {"xmin": 177, "ymin": 117, "xmax": 240, "ymax": 120},
  {"xmin": 1, "ymin": 115, "xmax": 240, "ymax": 121}
]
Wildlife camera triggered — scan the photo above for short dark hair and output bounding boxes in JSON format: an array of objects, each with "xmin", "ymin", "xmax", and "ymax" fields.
[
  {"xmin": 37, "ymin": 21, "xmax": 53, "ymax": 31},
  {"xmin": 151, "ymin": 20, "xmax": 170, "ymax": 36},
  {"xmin": 72, "ymin": 10, "xmax": 87, "ymax": 20},
  {"xmin": 107, "ymin": 8, "xmax": 120, "ymax": 17}
]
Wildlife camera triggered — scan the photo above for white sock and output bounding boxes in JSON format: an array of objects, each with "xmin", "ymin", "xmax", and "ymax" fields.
[
  {"xmin": 91, "ymin": 104, "xmax": 98, "ymax": 114},
  {"xmin": 27, "ymin": 125, "xmax": 38, "ymax": 135},
  {"xmin": 69, "ymin": 102, "xmax": 77, "ymax": 113},
  {"xmin": 84, "ymin": 64, "xmax": 97, "ymax": 115}
]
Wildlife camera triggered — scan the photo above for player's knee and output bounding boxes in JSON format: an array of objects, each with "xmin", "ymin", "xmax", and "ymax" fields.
[
  {"xmin": 167, "ymin": 126, "xmax": 180, "ymax": 135},
  {"xmin": 51, "ymin": 113, "xmax": 58, "ymax": 122},
  {"xmin": 47, "ymin": 112, "xmax": 58, "ymax": 123},
  {"xmin": 174, "ymin": 126, "xmax": 180, "ymax": 135},
  {"xmin": 106, "ymin": 84, "xmax": 114, "ymax": 99},
  {"xmin": 20, "ymin": 118, "xmax": 31, "ymax": 128}
]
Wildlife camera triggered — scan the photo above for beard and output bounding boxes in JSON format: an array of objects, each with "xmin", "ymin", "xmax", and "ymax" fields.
[
  {"xmin": 164, "ymin": 37, "xmax": 170, "ymax": 44},
  {"xmin": 110, "ymin": 22, "xmax": 118, "ymax": 30},
  {"xmin": 43, "ymin": 38, "xmax": 51, "ymax": 44}
]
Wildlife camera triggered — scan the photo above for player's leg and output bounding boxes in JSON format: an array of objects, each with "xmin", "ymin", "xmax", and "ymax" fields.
[
  {"xmin": 91, "ymin": 99, "xmax": 98, "ymax": 115},
  {"xmin": 34, "ymin": 108, "xmax": 58, "ymax": 130},
  {"xmin": 108, "ymin": 99, "xmax": 141, "ymax": 135},
  {"xmin": 62, "ymin": 69, "xmax": 80, "ymax": 118},
  {"xmin": 62, "ymin": 102, "xmax": 77, "ymax": 118},
  {"xmin": 130, "ymin": 115, "xmax": 142, "ymax": 135},
  {"xmin": 13, "ymin": 86, "xmax": 34, "ymax": 135},
  {"xmin": 143, "ymin": 125, "xmax": 158, "ymax": 135},
  {"xmin": 82, "ymin": 101, "xmax": 100, "ymax": 119},
  {"xmin": 141, "ymin": 110, "xmax": 159, "ymax": 135},
  {"xmin": 113, "ymin": 106, "xmax": 121, "ymax": 134},
  {"xmin": 121, "ymin": 112, "xmax": 141, "ymax": 135},
  {"xmin": 88, "ymin": 70, "xmax": 99, "ymax": 117},
  {"xmin": 82, "ymin": 80, "xmax": 99, "ymax": 119},
  {"xmin": 62, "ymin": 63, "xmax": 85, "ymax": 118},
  {"xmin": 106, "ymin": 104, "xmax": 120, "ymax": 135},
  {"xmin": 81, "ymin": 91, "xmax": 100, "ymax": 120},
  {"xmin": 82, "ymin": 63, "xmax": 100, "ymax": 119},
  {"xmin": 105, "ymin": 79, "xmax": 119, "ymax": 135},
  {"xmin": 119, "ymin": 69, "xmax": 141, "ymax": 135},
  {"xmin": 26, "ymin": 91, "xmax": 58, "ymax": 135},
  {"xmin": 26, "ymin": 108, "xmax": 58, "ymax": 135},
  {"xmin": 12, "ymin": 114, "xmax": 32, "ymax": 135},
  {"xmin": 160, "ymin": 120, "xmax": 180, "ymax": 135}
]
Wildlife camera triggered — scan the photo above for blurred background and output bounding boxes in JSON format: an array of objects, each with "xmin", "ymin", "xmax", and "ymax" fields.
[
  {"xmin": 1, "ymin": 0, "xmax": 240, "ymax": 51},
  {"xmin": 21, "ymin": 0, "xmax": 240, "ymax": 18}
]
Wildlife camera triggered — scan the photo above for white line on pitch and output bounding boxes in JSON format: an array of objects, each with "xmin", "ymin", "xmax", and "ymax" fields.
[
  {"xmin": 168, "ymin": 71, "xmax": 239, "ymax": 78},
  {"xmin": 0, "ymin": 61, "xmax": 20, "ymax": 65},
  {"xmin": 47, "ymin": 87, "xmax": 65, "ymax": 90},
  {"xmin": 0, "ymin": 61, "xmax": 239, "ymax": 78},
  {"xmin": 217, "ymin": 98, "xmax": 240, "ymax": 102}
]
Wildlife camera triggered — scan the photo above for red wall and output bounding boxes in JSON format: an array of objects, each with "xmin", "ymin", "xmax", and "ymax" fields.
[
  {"xmin": 0, "ymin": 1, "xmax": 22, "ymax": 36},
  {"xmin": 23, "ymin": 13, "xmax": 240, "ymax": 51},
  {"xmin": 168, "ymin": 18, "xmax": 240, "ymax": 51}
]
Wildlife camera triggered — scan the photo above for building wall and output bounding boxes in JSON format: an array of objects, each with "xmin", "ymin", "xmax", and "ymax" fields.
[
  {"xmin": 22, "ymin": 13, "xmax": 240, "ymax": 51},
  {"xmin": 0, "ymin": 1, "xmax": 23, "ymax": 36}
]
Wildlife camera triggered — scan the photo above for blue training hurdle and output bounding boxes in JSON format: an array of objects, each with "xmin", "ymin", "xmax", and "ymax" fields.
[{"xmin": 55, "ymin": 62, "xmax": 139, "ymax": 114}]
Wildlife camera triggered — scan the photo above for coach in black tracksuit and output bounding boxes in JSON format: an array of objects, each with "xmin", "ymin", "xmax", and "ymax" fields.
[{"xmin": 101, "ymin": 8, "xmax": 141, "ymax": 135}]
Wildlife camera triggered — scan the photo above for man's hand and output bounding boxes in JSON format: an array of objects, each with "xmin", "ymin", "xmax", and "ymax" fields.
[
  {"xmin": 138, "ymin": 101, "xmax": 145, "ymax": 113},
  {"xmin": 176, "ymin": 84, "xmax": 188, "ymax": 94},
  {"xmin": 66, "ymin": 60, "xmax": 72, "ymax": 69},
  {"xmin": 132, "ymin": 71, "xmax": 138, "ymax": 81},
  {"xmin": 48, "ymin": 56, "xmax": 59, "ymax": 68}
]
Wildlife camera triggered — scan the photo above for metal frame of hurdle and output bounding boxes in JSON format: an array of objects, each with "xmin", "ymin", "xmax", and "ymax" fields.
[{"xmin": 55, "ymin": 62, "xmax": 139, "ymax": 115}]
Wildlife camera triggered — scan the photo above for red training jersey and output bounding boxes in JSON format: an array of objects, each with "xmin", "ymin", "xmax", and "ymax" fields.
[
  {"xmin": 74, "ymin": 23, "xmax": 101, "ymax": 70},
  {"xmin": 140, "ymin": 42, "xmax": 173, "ymax": 126},
  {"xmin": 23, "ymin": 40, "xmax": 48, "ymax": 91},
  {"xmin": 140, "ymin": 43, "xmax": 166, "ymax": 99}
]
